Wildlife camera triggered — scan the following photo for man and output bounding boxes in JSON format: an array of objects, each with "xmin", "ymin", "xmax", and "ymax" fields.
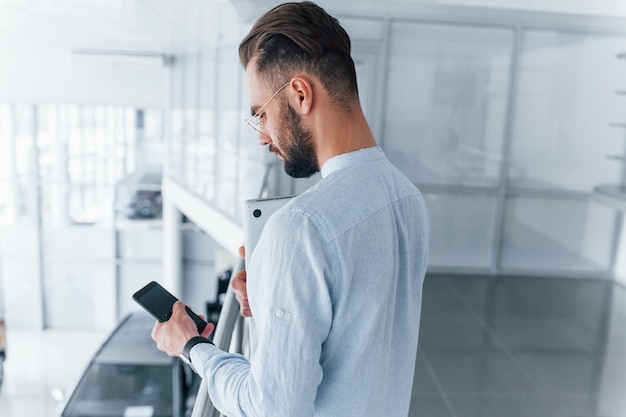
[{"xmin": 151, "ymin": 2, "xmax": 429, "ymax": 416}]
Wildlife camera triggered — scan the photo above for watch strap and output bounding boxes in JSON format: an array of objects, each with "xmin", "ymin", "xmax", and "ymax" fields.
[{"xmin": 182, "ymin": 336, "xmax": 213, "ymax": 363}]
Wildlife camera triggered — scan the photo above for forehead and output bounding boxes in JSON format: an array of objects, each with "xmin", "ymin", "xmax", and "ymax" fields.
[{"xmin": 245, "ymin": 61, "xmax": 267, "ymax": 106}]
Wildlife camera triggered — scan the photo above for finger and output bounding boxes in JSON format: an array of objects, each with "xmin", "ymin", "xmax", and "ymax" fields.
[
  {"xmin": 201, "ymin": 322, "xmax": 215, "ymax": 339},
  {"xmin": 232, "ymin": 269, "xmax": 246, "ymax": 286},
  {"xmin": 234, "ymin": 293, "xmax": 248, "ymax": 311},
  {"xmin": 238, "ymin": 296, "xmax": 251, "ymax": 317},
  {"xmin": 233, "ymin": 285, "xmax": 251, "ymax": 317},
  {"xmin": 172, "ymin": 300, "xmax": 186, "ymax": 316},
  {"xmin": 238, "ymin": 245, "xmax": 245, "ymax": 259},
  {"xmin": 233, "ymin": 287, "xmax": 248, "ymax": 304}
]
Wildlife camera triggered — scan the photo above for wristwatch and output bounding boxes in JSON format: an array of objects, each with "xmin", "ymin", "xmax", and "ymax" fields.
[{"xmin": 181, "ymin": 336, "xmax": 213, "ymax": 365}]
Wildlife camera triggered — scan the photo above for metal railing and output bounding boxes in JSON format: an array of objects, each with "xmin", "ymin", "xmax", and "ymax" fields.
[
  {"xmin": 190, "ymin": 162, "xmax": 276, "ymax": 417},
  {"xmin": 190, "ymin": 259, "xmax": 246, "ymax": 417}
]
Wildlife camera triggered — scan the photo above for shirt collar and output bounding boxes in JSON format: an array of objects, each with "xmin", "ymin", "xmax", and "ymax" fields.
[{"xmin": 320, "ymin": 146, "xmax": 384, "ymax": 178}]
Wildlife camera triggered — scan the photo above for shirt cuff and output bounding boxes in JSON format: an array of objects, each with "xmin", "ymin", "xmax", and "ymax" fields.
[{"xmin": 190, "ymin": 340, "xmax": 221, "ymax": 368}]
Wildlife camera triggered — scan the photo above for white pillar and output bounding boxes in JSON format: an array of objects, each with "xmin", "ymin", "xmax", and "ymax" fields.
[
  {"xmin": 163, "ymin": 197, "xmax": 183, "ymax": 296},
  {"xmin": 161, "ymin": 58, "xmax": 184, "ymax": 296}
]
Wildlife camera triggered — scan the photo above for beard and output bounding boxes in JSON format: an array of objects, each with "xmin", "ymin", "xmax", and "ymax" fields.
[{"xmin": 271, "ymin": 102, "xmax": 318, "ymax": 179}]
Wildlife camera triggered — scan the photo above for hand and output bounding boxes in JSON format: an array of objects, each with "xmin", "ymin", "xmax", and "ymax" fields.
[
  {"xmin": 151, "ymin": 301, "xmax": 215, "ymax": 356},
  {"xmin": 232, "ymin": 246, "xmax": 252, "ymax": 317}
]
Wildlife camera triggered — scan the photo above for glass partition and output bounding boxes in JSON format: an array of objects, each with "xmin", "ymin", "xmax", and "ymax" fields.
[
  {"xmin": 501, "ymin": 29, "xmax": 626, "ymax": 272},
  {"xmin": 384, "ymin": 22, "xmax": 514, "ymax": 187},
  {"xmin": 500, "ymin": 195, "xmax": 615, "ymax": 272},
  {"xmin": 0, "ymin": 103, "xmax": 168, "ymax": 330},
  {"xmin": 384, "ymin": 21, "xmax": 515, "ymax": 270},
  {"xmin": 509, "ymin": 30, "xmax": 626, "ymax": 191}
]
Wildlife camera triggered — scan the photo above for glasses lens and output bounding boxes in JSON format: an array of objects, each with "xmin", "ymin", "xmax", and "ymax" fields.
[
  {"xmin": 255, "ymin": 118, "xmax": 264, "ymax": 133},
  {"xmin": 247, "ymin": 116, "xmax": 263, "ymax": 133}
]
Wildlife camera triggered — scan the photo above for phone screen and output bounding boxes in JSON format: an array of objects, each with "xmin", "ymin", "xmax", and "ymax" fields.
[{"xmin": 133, "ymin": 281, "xmax": 207, "ymax": 333}]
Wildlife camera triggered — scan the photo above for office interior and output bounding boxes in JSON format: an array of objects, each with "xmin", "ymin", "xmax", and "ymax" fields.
[{"xmin": 1, "ymin": 0, "xmax": 626, "ymax": 416}]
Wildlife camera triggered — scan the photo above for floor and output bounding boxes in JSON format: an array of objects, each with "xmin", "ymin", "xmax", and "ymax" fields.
[
  {"xmin": 409, "ymin": 274, "xmax": 626, "ymax": 417},
  {"xmin": 0, "ymin": 329, "xmax": 108, "ymax": 417},
  {"xmin": 1, "ymin": 274, "xmax": 625, "ymax": 417}
]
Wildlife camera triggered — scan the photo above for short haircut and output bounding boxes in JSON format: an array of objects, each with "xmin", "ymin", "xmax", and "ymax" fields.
[{"xmin": 239, "ymin": 1, "xmax": 359, "ymax": 110}]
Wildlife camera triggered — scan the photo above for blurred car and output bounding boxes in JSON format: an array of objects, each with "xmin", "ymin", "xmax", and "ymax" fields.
[
  {"xmin": 116, "ymin": 172, "xmax": 163, "ymax": 220},
  {"xmin": 124, "ymin": 189, "xmax": 162, "ymax": 219},
  {"xmin": 55, "ymin": 312, "xmax": 200, "ymax": 417}
]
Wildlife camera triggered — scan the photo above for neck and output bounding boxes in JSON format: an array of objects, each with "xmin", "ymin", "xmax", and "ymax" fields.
[{"xmin": 312, "ymin": 100, "xmax": 377, "ymax": 169}]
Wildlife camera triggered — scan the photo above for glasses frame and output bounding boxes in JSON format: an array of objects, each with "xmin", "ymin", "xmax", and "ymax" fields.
[{"xmin": 244, "ymin": 82, "xmax": 290, "ymax": 134}]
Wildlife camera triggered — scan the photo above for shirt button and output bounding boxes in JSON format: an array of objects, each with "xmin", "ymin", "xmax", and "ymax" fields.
[{"xmin": 275, "ymin": 309, "xmax": 285, "ymax": 318}]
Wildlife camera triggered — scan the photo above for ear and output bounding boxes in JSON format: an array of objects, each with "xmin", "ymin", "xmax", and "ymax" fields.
[{"xmin": 289, "ymin": 76, "xmax": 313, "ymax": 115}]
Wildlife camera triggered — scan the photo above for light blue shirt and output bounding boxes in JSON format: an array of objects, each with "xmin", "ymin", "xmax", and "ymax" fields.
[{"xmin": 191, "ymin": 146, "xmax": 429, "ymax": 417}]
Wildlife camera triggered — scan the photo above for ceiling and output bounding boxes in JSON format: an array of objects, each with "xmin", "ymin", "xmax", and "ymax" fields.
[
  {"xmin": 0, "ymin": 0, "xmax": 231, "ymax": 55},
  {"xmin": 1, "ymin": 0, "xmax": 626, "ymax": 57}
]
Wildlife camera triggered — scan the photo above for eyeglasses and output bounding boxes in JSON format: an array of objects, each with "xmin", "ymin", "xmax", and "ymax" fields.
[{"xmin": 244, "ymin": 82, "xmax": 290, "ymax": 134}]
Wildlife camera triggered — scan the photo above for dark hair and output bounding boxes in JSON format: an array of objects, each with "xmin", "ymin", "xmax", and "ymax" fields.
[{"xmin": 239, "ymin": 1, "xmax": 358, "ymax": 110}]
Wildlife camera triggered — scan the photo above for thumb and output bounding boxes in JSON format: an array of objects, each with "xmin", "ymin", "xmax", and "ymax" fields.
[
  {"xmin": 201, "ymin": 322, "xmax": 215, "ymax": 339},
  {"xmin": 171, "ymin": 300, "xmax": 186, "ymax": 316}
]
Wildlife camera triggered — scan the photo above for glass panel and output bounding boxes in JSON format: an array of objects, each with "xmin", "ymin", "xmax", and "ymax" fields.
[
  {"xmin": 238, "ymin": 54, "xmax": 266, "ymax": 165},
  {"xmin": 144, "ymin": 108, "xmax": 164, "ymax": 143},
  {"xmin": 169, "ymin": 51, "xmax": 186, "ymax": 183},
  {"xmin": 198, "ymin": 47, "xmax": 218, "ymax": 201},
  {"xmin": 424, "ymin": 192, "xmax": 497, "ymax": 268},
  {"xmin": 0, "ymin": 181, "xmax": 38, "ymax": 226},
  {"xmin": 215, "ymin": 42, "xmax": 242, "ymax": 216},
  {"xmin": 215, "ymin": 152, "xmax": 238, "ymax": 215},
  {"xmin": 169, "ymin": 126, "xmax": 184, "ymax": 181},
  {"xmin": 184, "ymin": 53, "xmax": 199, "ymax": 139},
  {"xmin": 41, "ymin": 183, "xmax": 113, "ymax": 226},
  {"xmin": 62, "ymin": 364, "xmax": 173, "ymax": 417},
  {"xmin": 216, "ymin": 46, "xmax": 240, "ymax": 152},
  {"xmin": 0, "ymin": 104, "xmax": 12, "ymax": 181},
  {"xmin": 36, "ymin": 105, "xmax": 61, "ymax": 184},
  {"xmin": 237, "ymin": 56, "xmax": 270, "ymax": 204},
  {"xmin": 500, "ymin": 196, "xmax": 615, "ymax": 271},
  {"xmin": 193, "ymin": 138, "xmax": 217, "ymax": 200},
  {"xmin": 121, "ymin": 108, "xmax": 136, "ymax": 176},
  {"xmin": 384, "ymin": 22, "xmax": 513, "ymax": 187},
  {"xmin": 510, "ymin": 30, "xmax": 626, "ymax": 191},
  {"xmin": 13, "ymin": 104, "xmax": 36, "ymax": 179}
]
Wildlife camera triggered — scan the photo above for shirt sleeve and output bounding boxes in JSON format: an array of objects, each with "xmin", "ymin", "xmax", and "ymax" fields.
[{"xmin": 191, "ymin": 208, "xmax": 335, "ymax": 417}]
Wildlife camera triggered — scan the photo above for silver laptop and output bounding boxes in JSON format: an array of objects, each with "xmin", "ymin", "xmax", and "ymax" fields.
[{"xmin": 242, "ymin": 196, "xmax": 293, "ymax": 267}]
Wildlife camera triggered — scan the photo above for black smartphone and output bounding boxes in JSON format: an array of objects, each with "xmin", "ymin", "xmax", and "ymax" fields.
[{"xmin": 132, "ymin": 281, "xmax": 207, "ymax": 333}]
